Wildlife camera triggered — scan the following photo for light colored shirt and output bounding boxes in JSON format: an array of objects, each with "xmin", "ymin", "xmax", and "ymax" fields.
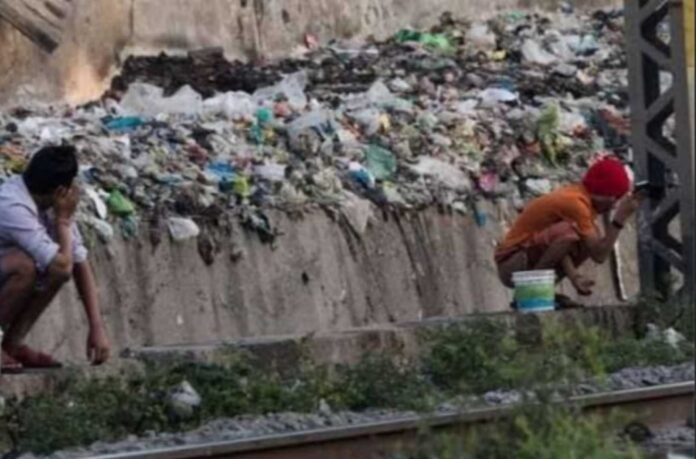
[{"xmin": 0, "ymin": 176, "xmax": 87, "ymax": 272}]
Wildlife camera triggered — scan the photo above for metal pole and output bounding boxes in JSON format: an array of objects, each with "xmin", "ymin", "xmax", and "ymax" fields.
[
  {"xmin": 626, "ymin": 0, "xmax": 695, "ymax": 304},
  {"xmin": 669, "ymin": 0, "xmax": 696, "ymax": 305}
]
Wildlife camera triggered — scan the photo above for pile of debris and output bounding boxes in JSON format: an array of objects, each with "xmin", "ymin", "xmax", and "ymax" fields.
[{"xmin": 0, "ymin": 8, "xmax": 631, "ymax": 247}]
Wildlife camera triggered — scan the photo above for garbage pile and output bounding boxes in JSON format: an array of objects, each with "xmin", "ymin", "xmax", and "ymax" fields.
[{"xmin": 0, "ymin": 8, "xmax": 631, "ymax": 247}]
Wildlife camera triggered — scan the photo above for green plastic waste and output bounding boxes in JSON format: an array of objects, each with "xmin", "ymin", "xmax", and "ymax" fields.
[
  {"xmin": 107, "ymin": 190, "xmax": 135, "ymax": 217},
  {"xmin": 365, "ymin": 145, "xmax": 397, "ymax": 181},
  {"xmin": 250, "ymin": 124, "xmax": 263, "ymax": 145},
  {"xmin": 504, "ymin": 11, "xmax": 526, "ymax": 22},
  {"xmin": 256, "ymin": 107, "xmax": 273, "ymax": 126},
  {"xmin": 395, "ymin": 29, "xmax": 452, "ymax": 52},
  {"xmin": 119, "ymin": 215, "xmax": 138, "ymax": 240},
  {"xmin": 537, "ymin": 104, "xmax": 561, "ymax": 165},
  {"xmin": 395, "ymin": 30, "xmax": 418, "ymax": 42},
  {"xmin": 420, "ymin": 34, "xmax": 451, "ymax": 51},
  {"xmin": 233, "ymin": 176, "xmax": 251, "ymax": 198}
]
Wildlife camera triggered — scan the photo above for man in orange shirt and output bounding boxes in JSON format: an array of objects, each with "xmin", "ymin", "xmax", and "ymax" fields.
[{"xmin": 495, "ymin": 157, "xmax": 640, "ymax": 304}]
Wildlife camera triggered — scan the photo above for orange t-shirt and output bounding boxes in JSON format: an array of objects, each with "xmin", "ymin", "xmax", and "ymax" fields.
[{"xmin": 497, "ymin": 184, "xmax": 598, "ymax": 254}]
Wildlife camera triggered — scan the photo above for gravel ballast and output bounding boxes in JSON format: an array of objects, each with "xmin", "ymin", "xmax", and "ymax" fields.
[{"xmin": 22, "ymin": 363, "xmax": 694, "ymax": 459}]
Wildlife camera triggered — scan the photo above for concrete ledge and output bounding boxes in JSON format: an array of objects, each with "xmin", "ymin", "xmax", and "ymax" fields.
[
  {"xmin": 124, "ymin": 304, "xmax": 637, "ymax": 370},
  {"xmin": 1, "ymin": 305, "xmax": 636, "ymax": 399},
  {"xmin": 0, "ymin": 360, "xmax": 142, "ymax": 400}
]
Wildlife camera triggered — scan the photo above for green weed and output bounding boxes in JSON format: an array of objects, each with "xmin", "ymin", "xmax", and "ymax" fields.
[
  {"xmin": 420, "ymin": 316, "xmax": 693, "ymax": 396},
  {"xmin": 394, "ymin": 406, "xmax": 645, "ymax": 459}
]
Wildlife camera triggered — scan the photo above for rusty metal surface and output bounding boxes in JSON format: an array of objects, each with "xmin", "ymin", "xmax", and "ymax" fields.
[{"xmin": 95, "ymin": 382, "xmax": 694, "ymax": 459}]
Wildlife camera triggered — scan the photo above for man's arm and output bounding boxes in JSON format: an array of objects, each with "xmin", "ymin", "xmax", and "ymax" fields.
[
  {"xmin": 583, "ymin": 194, "xmax": 640, "ymax": 264},
  {"xmin": 48, "ymin": 219, "xmax": 74, "ymax": 280},
  {"xmin": 583, "ymin": 223, "xmax": 622, "ymax": 264},
  {"xmin": 73, "ymin": 261, "xmax": 110, "ymax": 364},
  {"xmin": 46, "ymin": 186, "xmax": 80, "ymax": 280}
]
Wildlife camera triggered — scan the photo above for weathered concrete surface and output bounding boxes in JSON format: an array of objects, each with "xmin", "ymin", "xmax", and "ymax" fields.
[
  {"xmin": 0, "ymin": 0, "xmax": 131, "ymax": 105},
  {"xmin": 1, "ymin": 305, "xmax": 637, "ymax": 399},
  {"xmin": 0, "ymin": 0, "xmax": 620, "ymax": 106},
  {"xmin": 126, "ymin": 305, "xmax": 638, "ymax": 370},
  {"xmin": 24, "ymin": 206, "xmax": 639, "ymax": 364}
]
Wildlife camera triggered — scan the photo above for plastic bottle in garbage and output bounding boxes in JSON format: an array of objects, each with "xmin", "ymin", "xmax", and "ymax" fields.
[
  {"xmin": 348, "ymin": 162, "xmax": 376, "ymax": 189},
  {"xmin": 104, "ymin": 116, "xmax": 145, "ymax": 131}
]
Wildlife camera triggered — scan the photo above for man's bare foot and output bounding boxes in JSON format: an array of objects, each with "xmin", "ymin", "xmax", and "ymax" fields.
[
  {"xmin": 4, "ymin": 345, "xmax": 62, "ymax": 369},
  {"xmin": 1, "ymin": 351, "xmax": 23, "ymax": 374},
  {"xmin": 571, "ymin": 275, "xmax": 595, "ymax": 296},
  {"xmin": 555, "ymin": 294, "xmax": 583, "ymax": 310}
]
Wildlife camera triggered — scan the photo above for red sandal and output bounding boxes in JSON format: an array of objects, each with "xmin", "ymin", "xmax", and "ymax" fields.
[
  {"xmin": 1, "ymin": 351, "xmax": 23, "ymax": 374},
  {"xmin": 5, "ymin": 345, "xmax": 62, "ymax": 369}
]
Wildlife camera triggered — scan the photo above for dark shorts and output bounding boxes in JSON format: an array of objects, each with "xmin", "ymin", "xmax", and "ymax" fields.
[{"xmin": 495, "ymin": 221, "xmax": 583, "ymax": 270}]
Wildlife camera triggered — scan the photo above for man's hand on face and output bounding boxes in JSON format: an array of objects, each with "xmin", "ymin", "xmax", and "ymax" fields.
[
  {"xmin": 53, "ymin": 185, "xmax": 79, "ymax": 221},
  {"xmin": 87, "ymin": 326, "xmax": 111, "ymax": 365},
  {"xmin": 613, "ymin": 193, "xmax": 640, "ymax": 225}
]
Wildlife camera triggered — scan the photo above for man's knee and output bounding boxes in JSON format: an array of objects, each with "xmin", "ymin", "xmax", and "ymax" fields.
[
  {"xmin": 539, "ymin": 221, "xmax": 581, "ymax": 247},
  {"xmin": 1, "ymin": 250, "xmax": 37, "ymax": 288},
  {"xmin": 45, "ymin": 269, "xmax": 72, "ymax": 288},
  {"xmin": 497, "ymin": 251, "xmax": 527, "ymax": 289}
]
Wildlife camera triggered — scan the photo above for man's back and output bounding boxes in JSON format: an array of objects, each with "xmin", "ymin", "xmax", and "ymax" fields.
[{"xmin": 498, "ymin": 184, "xmax": 598, "ymax": 255}]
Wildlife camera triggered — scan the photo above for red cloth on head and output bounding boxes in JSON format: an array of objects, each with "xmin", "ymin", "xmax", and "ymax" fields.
[{"xmin": 582, "ymin": 157, "xmax": 630, "ymax": 198}]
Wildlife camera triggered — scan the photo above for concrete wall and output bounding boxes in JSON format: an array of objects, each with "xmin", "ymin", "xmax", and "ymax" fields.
[
  {"xmin": 3, "ymin": 0, "xmax": 633, "ymax": 363},
  {"xmin": 0, "ymin": 0, "xmax": 620, "ymax": 106},
  {"xmin": 27, "ymin": 205, "xmax": 639, "ymax": 363}
]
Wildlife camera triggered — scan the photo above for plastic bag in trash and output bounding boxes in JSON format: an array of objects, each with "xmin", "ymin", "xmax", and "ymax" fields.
[
  {"xmin": 254, "ymin": 163, "xmax": 286, "ymax": 182},
  {"xmin": 206, "ymin": 161, "xmax": 235, "ymax": 187},
  {"xmin": 537, "ymin": 104, "xmax": 561, "ymax": 164},
  {"xmin": 466, "ymin": 23, "xmax": 497, "ymax": 51},
  {"xmin": 340, "ymin": 191, "xmax": 374, "ymax": 236},
  {"xmin": 478, "ymin": 88, "xmax": 518, "ymax": 107},
  {"xmin": 286, "ymin": 110, "xmax": 336, "ymax": 154},
  {"xmin": 85, "ymin": 187, "xmax": 108, "ymax": 219},
  {"xmin": 348, "ymin": 108, "xmax": 382, "ymax": 135},
  {"xmin": 121, "ymin": 84, "xmax": 203, "ymax": 117},
  {"xmin": 233, "ymin": 176, "xmax": 251, "ymax": 198},
  {"xmin": 107, "ymin": 190, "xmax": 135, "ymax": 217},
  {"xmin": 344, "ymin": 81, "xmax": 411, "ymax": 112},
  {"xmin": 168, "ymin": 217, "xmax": 201, "ymax": 241},
  {"xmin": 203, "ymin": 91, "xmax": 257, "ymax": 120},
  {"xmin": 394, "ymin": 29, "xmax": 452, "ymax": 52},
  {"xmin": 104, "ymin": 116, "xmax": 145, "ymax": 131},
  {"xmin": 349, "ymin": 162, "xmax": 376, "ymax": 189},
  {"xmin": 88, "ymin": 217, "xmax": 115, "ymax": 242},
  {"xmin": 572, "ymin": 34, "xmax": 600, "ymax": 55},
  {"xmin": 521, "ymin": 39, "xmax": 558, "ymax": 66},
  {"xmin": 253, "ymin": 71, "xmax": 308, "ymax": 112},
  {"xmin": 167, "ymin": 380, "xmax": 202, "ymax": 420},
  {"xmin": 409, "ymin": 157, "xmax": 471, "ymax": 191},
  {"xmin": 364, "ymin": 145, "xmax": 397, "ymax": 181}
]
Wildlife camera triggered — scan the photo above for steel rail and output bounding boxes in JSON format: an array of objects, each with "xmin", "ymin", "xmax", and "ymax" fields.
[{"xmin": 94, "ymin": 381, "xmax": 694, "ymax": 459}]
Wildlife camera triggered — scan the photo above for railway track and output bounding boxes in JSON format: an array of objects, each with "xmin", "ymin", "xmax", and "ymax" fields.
[{"xmin": 96, "ymin": 381, "xmax": 694, "ymax": 459}]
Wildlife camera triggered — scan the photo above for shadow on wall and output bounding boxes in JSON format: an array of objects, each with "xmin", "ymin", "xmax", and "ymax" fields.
[{"xmin": 0, "ymin": 0, "xmax": 131, "ymax": 106}]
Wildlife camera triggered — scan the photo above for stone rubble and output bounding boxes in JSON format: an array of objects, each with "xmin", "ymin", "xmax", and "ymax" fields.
[{"xmin": 24, "ymin": 363, "xmax": 693, "ymax": 459}]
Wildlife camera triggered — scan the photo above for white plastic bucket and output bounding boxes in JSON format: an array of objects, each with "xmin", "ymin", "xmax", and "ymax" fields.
[{"xmin": 512, "ymin": 270, "xmax": 556, "ymax": 312}]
